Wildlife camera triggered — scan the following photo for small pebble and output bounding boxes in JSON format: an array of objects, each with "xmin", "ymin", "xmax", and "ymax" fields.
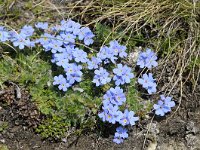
[{"xmin": 0, "ymin": 139, "xmax": 5, "ymax": 143}]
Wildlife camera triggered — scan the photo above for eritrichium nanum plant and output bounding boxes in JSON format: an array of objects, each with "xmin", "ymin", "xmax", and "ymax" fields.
[{"xmin": 0, "ymin": 19, "xmax": 175, "ymax": 144}]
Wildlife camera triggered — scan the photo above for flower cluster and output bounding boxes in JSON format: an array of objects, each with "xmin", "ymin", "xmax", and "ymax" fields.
[
  {"xmin": 92, "ymin": 67, "xmax": 111, "ymax": 86},
  {"xmin": 35, "ymin": 22, "xmax": 48, "ymax": 30},
  {"xmin": 103, "ymin": 86, "xmax": 126, "ymax": 106},
  {"xmin": 0, "ymin": 19, "xmax": 177, "ymax": 145},
  {"xmin": 113, "ymin": 64, "xmax": 134, "ymax": 86},
  {"xmin": 137, "ymin": 48, "xmax": 158, "ymax": 69},
  {"xmin": 138, "ymin": 73, "xmax": 157, "ymax": 94},
  {"xmin": 113, "ymin": 126, "xmax": 128, "ymax": 144},
  {"xmin": 98, "ymin": 86, "xmax": 139, "ymax": 144},
  {"xmin": 0, "ymin": 26, "xmax": 9, "ymax": 42},
  {"xmin": 153, "ymin": 95, "xmax": 175, "ymax": 116},
  {"xmin": 136, "ymin": 48, "xmax": 175, "ymax": 117},
  {"xmin": 1, "ymin": 21, "xmax": 137, "ymax": 144},
  {"xmin": 36, "ymin": 19, "xmax": 95, "ymax": 90},
  {"xmin": 0, "ymin": 25, "xmax": 35, "ymax": 49},
  {"xmin": 97, "ymin": 40, "xmax": 127, "ymax": 64},
  {"xmin": 53, "ymin": 75, "xmax": 70, "ymax": 91},
  {"xmin": 87, "ymin": 57, "xmax": 102, "ymax": 70}
]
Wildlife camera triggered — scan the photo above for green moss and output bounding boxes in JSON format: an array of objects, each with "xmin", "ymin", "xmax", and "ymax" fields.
[
  {"xmin": 36, "ymin": 115, "xmax": 69, "ymax": 139},
  {"xmin": 126, "ymin": 79, "xmax": 142, "ymax": 112},
  {"xmin": 0, "ymin": 121, "xmax": 8, "ymax": 132}
]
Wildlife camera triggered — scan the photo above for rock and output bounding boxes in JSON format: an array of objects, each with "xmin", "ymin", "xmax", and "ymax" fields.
[
  {"xmin": 147, "ymin": 141, "xmax": 157, "ymax": 150},
  {"xmin": 6, "ymin": 133, "xmax": 14, "ymax": 139},
  {"xmin": 169, "ymin": 119, "xmax": 186, "ymax": 136},
  {"xmin": 62, "ymin": 138, "xmax": 67, "ymax": 143},
  {"xmin": 157, "ymin": 140, "xmax": 187, "ymax": 150},
  {"xmin": 186, "ymin": 121, "xmax": 200, "ymax": 134},
  {"xmin": 128, "ymin": 46, "xmax": 142, "ymax": 65},
  {"xmin": 0, "ymin": 139, "xmax": 5, "ymax": 143},
  {"xmin": 10, "ymin": 126, "xmax": 20, "ymax": 133},
  {"xmin": 147, "ymin": 122, "xmax": 160, "ymax": 135},
  {"xmin": 185, "ymin": 134, "xmax": 200, "ymax": 149}
]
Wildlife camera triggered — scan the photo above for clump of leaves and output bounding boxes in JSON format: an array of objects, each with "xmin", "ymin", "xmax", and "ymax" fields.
[
  {"xmin": 126, "ymin": 79, "xmax": 153, "ymax": 118},
  {"xmin": 0, "ymin": 55, "xmax": 18, "ymax": 87},
  {"xmin": 36, "ymin": 115, "xmax": 69, "ymax": 139},
  {"xmin": 35, "ymin": 89, "xmax": 101, "ymax": 138},
  {"xmin": 126, "ymin": 79, "xmax": 141, "ymax": 112}
]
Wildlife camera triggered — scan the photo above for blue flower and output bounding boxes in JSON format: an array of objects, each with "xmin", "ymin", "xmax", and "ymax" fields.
[
  {"xmin": 97, "ymin": 41, "xmax": 127, "ymax": 64},
  {"xmin": 128, "ymin": 111, "xmax": 139, "ymax": 126},
  {"xmin": 98, "ymin": 111, "xmax": 107, "ymax": 122},
  {"xmin": 109, "ymin": 40, "xmax": 127, "ymax": 58},
  {"xmin": 76, "ymin": 27, "xmax": 93, "ymax": 40},
  {"xmin": 37, "ymin": 33, "xmax": 55, "ymax": 51},
  {"xmin": 60, "ymin": 19, "xmax": 81, "ymax": 33},
  {"xmin": 52, "ymin": 46, "xmax": 74, "ymax": 65},
  {"xmin": 72, "ymin": 48, "xmax": 88, "ymax": 63},
  {"xmin": 97, "ymin": 46, "xmax": 109, "ymax": 59},
  {"xmin": 56, "ymin": 58, "xmax": 69, "ymax": 68},
  {"xmin": 153, "ymin": 95, "xmax": 175, "ymax": 116},
  {"xmin": 119, "ymin": 109, "xmax": 139, "ymax": 126},
  {"xmin": 64, "ymin": 63, "xmax": 83, "ymax": 84},
  {"xmin": 97, "ymin": 46, "xmax": 117, "ymax": 63},
  {"xmin": 52, "ymin": 46, "xmax": 74, "ymax": 67},
  {"xmin": 87, "ymin": 57, "xmax": 102, "ymax": 70},
  {"xmin": 98, "ymin": 102, "xmax": 122, "ymax": 124},
  {"xmin": 20, "ymin": 25, "xmax": 34, "ymax": 37},
  {"xmin": 65, "ymin": 63, "xmax": 78, "ymax": 76},
  {"xmin": 113, "ymin": 126, "xmax": 128, "ymax": 144},
  {"xmin": 58, "ymin": 79, "xmax": 71, "ymax": 92},
  {"xmin": 137, "ymin": 48, "xmax": 158, "ymax": 69},
  {"xmin": 53, "ymin": 74, "xmax": 66, "ymax": 85},
  {"xmin": 83, "ymin": 32, "xmax": 95, "ymax": 45},
  {"xmin": 92, "ymin": 67, "xmax": 111, "ymax": 86},
  {"xmin": 104, "ymin": 105, "xmax": 121, "ymax": 124},
  {"xmin": 60, "ymin": 32, "xmax": 76, "ymax": 44},
  {"xmin": 113, "ymin": 136, "xmax": 124, "ymax": 144},
  {"xmin": 53, "ymin": 75, "xmax": 71, "ymax": 92},
  {"xmin": 35, "ymin": 22, "xmax": 48, "ymax": 30},
  {"xmin": 113, "ymin": 64, "xmax": 134, "ymax": 85},
  {"xmin": 49, "ymin": 37, "xmax": 63, "ymax": 53},
  {"xmin": 115, "ymin": 126, "xmax": 128, "ymax": 139},
  {"xmin": 103, "ymin": 87, "xmax": 126, "ymax": 106},
  {"xmin": 0, "ymin": 26, "xmax": 10, "ymax": 42},
  {"xmin": 11, "ymin": 33, "xmax": 31, "ymax": 49},
  {"xmin": 138, "ymin": 73, "xmax": 157, "ymax": 94}
]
